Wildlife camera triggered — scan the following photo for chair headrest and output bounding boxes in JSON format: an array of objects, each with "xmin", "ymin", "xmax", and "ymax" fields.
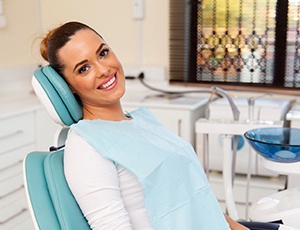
[{"xmin": 32, "ymin": 66, "xmax": 83, "ymax": 126}]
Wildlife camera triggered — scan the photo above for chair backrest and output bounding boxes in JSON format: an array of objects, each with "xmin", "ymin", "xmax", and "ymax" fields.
[
  {"xmin": 24, "ymin": 150, "xmax": 91, "ymax": 230},
  {"xmin": 24, "ymin": 66, "xmax": 89, "ymax": 229}
]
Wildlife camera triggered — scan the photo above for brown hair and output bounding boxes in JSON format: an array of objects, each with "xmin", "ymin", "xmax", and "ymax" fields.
[{"xmin": 40, "ymin": 21, "xmax": 102, "ymax": 75}]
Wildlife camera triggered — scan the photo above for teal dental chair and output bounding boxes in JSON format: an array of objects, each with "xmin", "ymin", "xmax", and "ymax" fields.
[{"xmin": 23, "ymin": 66, "xmax": 90, "ymax": 230}]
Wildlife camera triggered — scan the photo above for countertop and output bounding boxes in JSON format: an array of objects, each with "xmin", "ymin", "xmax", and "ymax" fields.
[{"xmin": 0, "ymin": 91, "xmax": 42, "ymax": 119}]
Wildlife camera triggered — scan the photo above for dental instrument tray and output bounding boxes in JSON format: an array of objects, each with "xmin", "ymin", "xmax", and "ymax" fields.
[{"xmin": 244, "ymin": 127, "xmax": 300, "ymax": 163}]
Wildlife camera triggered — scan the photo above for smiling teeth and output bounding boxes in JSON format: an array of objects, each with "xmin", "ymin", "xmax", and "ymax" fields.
[{"xmin": 100, "ymin": 76, "xmax": 116, "ymax": 89}]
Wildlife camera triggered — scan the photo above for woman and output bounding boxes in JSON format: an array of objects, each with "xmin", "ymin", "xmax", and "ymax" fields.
[{"xmin": 40, "ymin": 21, "xmax": 248, "ymax": 230}]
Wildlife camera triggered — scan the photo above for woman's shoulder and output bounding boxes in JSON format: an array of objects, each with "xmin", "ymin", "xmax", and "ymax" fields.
[
  {"xmin": 66, "ymin": 129, "xmax": 83, "ymax": 142},
  {"xmin": 65, "ymin": 129, "xmax": 92, "ymax": 151}
]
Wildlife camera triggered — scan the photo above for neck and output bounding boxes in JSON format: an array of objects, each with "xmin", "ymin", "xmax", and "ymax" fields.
[{"xmin": 82, "ymin": 102, "xmax": 129, "ymax": 121}]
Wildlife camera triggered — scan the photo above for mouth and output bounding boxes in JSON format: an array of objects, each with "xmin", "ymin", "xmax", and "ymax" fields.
[{"xmin": 97, "ymin": 73, "xmax": 117, "ymax": 90}]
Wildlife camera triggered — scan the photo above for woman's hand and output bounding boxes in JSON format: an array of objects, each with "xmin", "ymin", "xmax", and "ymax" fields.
[{"xmin": 224, "ymin": 214, "xmax": 250, "ymax": 230}]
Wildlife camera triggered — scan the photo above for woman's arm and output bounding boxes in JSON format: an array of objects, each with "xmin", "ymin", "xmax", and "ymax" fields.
[{"xmin": 64, "ymin": 130, "xmax": 133, "ymax": 230}]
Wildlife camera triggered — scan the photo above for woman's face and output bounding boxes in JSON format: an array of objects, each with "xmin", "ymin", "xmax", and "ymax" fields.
[{"xmin": 59, "ymin": 29, "xmax": 125, "ymax": 109}]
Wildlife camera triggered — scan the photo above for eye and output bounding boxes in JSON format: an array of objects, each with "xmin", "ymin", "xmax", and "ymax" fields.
[
  {"xmin": 78, "ymin": 65, "xmax": 90, "ymax": 74},
  {"xmin": 100, "ymin": 48, "xmax": 109, "ymax": 58}
]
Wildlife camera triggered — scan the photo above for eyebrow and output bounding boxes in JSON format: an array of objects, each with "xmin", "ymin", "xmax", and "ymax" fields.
[
  {"xmin": 72, "ymin": 43, "xmax": 106, "ymax": 72},
  {"xmin": 96, "ymin": 43, "xmax": 106, "ymax": 55},
  {"xmin": 73, "ymin": 59, "xmax": 88, "ymax": 73}
]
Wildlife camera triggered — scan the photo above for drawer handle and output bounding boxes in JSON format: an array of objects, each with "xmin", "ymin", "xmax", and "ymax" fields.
[
  {"xmin": 177, "ymin": 119, "xmax": 182, "ymax": 136},
  {"xmin": 0, "ymin": 130, "xmax": 24, "ymax": 140}
]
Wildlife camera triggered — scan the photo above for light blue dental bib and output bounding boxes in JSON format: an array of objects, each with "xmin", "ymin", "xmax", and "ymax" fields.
[{"xmin": 71, "ymin": 107, "xmax": 228, "ymax": 230}]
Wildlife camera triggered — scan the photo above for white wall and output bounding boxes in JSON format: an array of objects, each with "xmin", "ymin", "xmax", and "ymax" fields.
[
  {"xmin": 0, "ymin": 0, "xmax": 169, "ymax": 75},
  {"xmin": 0, "ymin": 0, "xmax": 39, "ymax": 67},
  {"xmin": 40, "ymin": 0, "xmax": 169, "ymax": 69}
]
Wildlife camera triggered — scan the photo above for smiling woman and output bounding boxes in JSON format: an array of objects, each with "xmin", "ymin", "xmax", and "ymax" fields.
[
  {"xmin": 38, "ymin": 21, "xmax": 250, "ymax": 230},
  {"xmin": 40, "ymin": 22, "xmax": 126, "ymax": 121},
  {"xmin": 58, "ymin": 29, "xmax": 125, "ymax": 119}
]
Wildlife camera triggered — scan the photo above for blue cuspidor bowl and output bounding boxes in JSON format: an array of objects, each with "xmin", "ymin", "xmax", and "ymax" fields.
[{"xmin": 244, "ymin": 127, "xmax": 300, "ymax": 163}]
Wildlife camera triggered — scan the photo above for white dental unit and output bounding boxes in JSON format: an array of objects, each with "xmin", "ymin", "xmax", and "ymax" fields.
[
  {"xmin": 285, "ymin": 102, "xmax": 300, "ymax": 188},
  {"xmin": 195, "ymin": 96, "xmax": 293, "ymax": 220},
  {"xmin": 203, "ymin": 97, "xmax": 291, "ymax": 176},
  {"xmin": 243, "ymin": 101, "xmax": 300, "ymax": 228}
]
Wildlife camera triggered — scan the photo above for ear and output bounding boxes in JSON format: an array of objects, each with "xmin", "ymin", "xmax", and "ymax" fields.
[{"xmin": 68, "ymin": 84, "xmax": 76, "ymax": 94}]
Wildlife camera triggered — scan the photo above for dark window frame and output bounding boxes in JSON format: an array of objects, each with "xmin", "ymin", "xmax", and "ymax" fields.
[{"xmin": 169, "ymin": 0, "xmax": 300, "ymax": 95}]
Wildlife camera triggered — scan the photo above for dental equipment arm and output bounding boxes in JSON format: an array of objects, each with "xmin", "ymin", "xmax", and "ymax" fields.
[
  {"xmin": 211, "ymin": 87, "xmax": 240, "ymax": 121},
  {"xmin": 210, "ymin": 87, "xmax": 240, "ymax": 220},
  {"xmin": 248, "ymin": 93, "xmax": 272, "ymax": 122}
]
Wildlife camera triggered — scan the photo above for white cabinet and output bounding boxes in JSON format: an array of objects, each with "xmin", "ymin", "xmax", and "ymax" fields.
[
  {"xmin": 0, "ymin": 94, "xmax": 58, "ymax": 230},
  {"xmin": 0, "ymin": 111, "xmax": 36, "ymax": 229}
]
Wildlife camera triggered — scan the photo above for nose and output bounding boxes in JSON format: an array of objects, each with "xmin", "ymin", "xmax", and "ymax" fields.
[{"xmin": 95, "ymin": 62, "xmax": 109, "ymax": 78}]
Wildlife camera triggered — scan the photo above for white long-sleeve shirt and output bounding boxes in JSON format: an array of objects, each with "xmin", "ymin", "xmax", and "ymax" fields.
[{"xmin": 64, "ymin": 130, "xmax": 154, "ymax": 230}]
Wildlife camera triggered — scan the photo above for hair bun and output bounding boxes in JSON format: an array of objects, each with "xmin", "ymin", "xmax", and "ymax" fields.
[{"xmin": 40, "ymin": 28, "xmax": 58, "ymax": 62}]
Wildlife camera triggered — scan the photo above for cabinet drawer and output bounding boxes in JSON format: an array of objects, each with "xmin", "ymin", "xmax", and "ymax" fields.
[
  {"xmin": 0, "ymin": 209, "xmax": 34, "ymax": 230},
  {"xmin": 0, "ymin": 112, "xmax": 35, "ymax": 155},
  {"xmin": 0, "ymin": 163, "xmax": 23, "ymax": 197},
  {"xmin": 0, "ymin": 144, "xmax": 34, "ymax": 171},
  {"xmin": 0, "ymin": 188, "xmax": 27, "ymax": 224}
]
